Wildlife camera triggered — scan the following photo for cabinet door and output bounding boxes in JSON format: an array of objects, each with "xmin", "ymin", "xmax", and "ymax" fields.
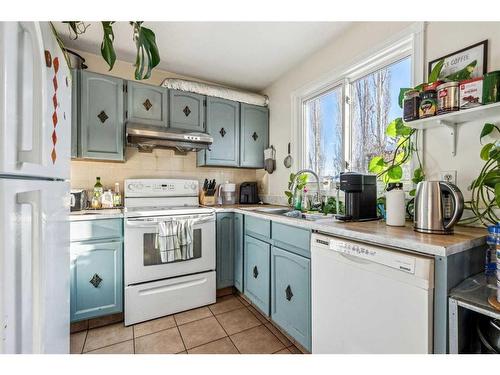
[
  {"xmin": 239, "ymin": 104, "xmax": 269, "ymax": 168},
  {"xmin": 244, "ymin": 235, "xmax": 271, "ymax": 315},
  {"xmin": 200, "ymin": 97, "xmax": 239, "ymax": 166},
  {"xmin": 169, "ymin": 89, "xmax": 205, "ymax": 132},
  {"xmin": 70, "ymin": 241, "xmax": 123, "ymax": 322},
  {"xmin": 127, "ymin": 81, "xmax": 168, "ymax": 127},
  {"xmin": 71, "ymin": 69, "xmax": 80, "ymax": 158},
  {"xmin": 234, "ymin": 213, "xmax": 244, "ymax": 292},
  {"xmin": 271, "ymin": 246, "xmax": 311, "ymax": 351},
  {"xmin": 216, "ymin": 213, "xmax": 234, "ymax": 289},
  {"xmin": 80, "ymin": 71, "xmax": 124, "ymax": 161}
]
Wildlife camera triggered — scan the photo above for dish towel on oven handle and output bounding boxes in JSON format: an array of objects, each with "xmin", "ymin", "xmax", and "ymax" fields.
[
  {"xmin": 177, "ymin": 218, "xmax": 195, "ymax": 260},
  {"xmin": 157, "ymin": 220, "xmax": 179, "ymax": 263}
]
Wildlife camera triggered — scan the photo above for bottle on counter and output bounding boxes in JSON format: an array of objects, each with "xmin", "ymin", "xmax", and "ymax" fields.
[
  {"xmin": 113, "ymin": 182, "xmax": 122, "ymax": 207},
  {"xmin": 385, "ymin": 182, "xmax": 406, "ymax": 226},
  {"xmin": 91, "ymin": 177, "xmax": 104, "ymax": 209},
  {"xmin": 101, "ymin": 189, "xmax": 114, "ymax": 209},
  {"xmin": 485, "ymin": 225, "xmax": 498, "ymax": 277},
  {"xmin": 301, "ymin": 188, "xmax": 310, "ymax": 212}
]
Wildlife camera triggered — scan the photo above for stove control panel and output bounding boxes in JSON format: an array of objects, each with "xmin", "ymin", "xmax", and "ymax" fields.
[{"xmin": 125, "ymin": 179, "xmax": 199, "ymax": 197}]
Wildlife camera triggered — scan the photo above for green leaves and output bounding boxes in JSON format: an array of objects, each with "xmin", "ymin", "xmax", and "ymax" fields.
[
  {"xmin": 481, "ymin": 143, "xmax": 495, "ymax": 161},
  {"xmin": 480, "ymin": 123, "xmax": 500, "ymax": 142},
  {"xmin": 100, "ymin": 22, "xmax": 116, "ymax": 71},
  {"xmin": 368, "ymin": 156, "xmax": 386, "ymax": 174},
  {"xmin": 428, "ymin": 59, "xmax": 444, "ymax": 83},
  {"xmin": 132, "ymin": 22, "xmax": 161, "ymax": 80},
  {"xmin": 398, "ymin": 88, "xmax": 411, "ymax": 108},
  {"xmin": 386, "ymin": 117, "xmax": 413, "ymax": 138},
  {"xmin": 386, "ymin": 165, "xmax": 403, "ymax": 181}
]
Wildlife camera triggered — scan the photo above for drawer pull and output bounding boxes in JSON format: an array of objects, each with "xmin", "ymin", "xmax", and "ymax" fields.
[
  {"xmin": 253, "ymin": 266, "xmax": 259, "ymax": 279},
  {"xmin": 285, "ymin": 285, "xmax": 293, "ymax": 301},
  {"xmin": 143, "ymin": 98, "xmax": 153, "ymax": 111},
  {"xmin": 97, "ymin": 110, "xmax": 108, "ymax": 124},
  {"xmin": 90, "ymin": 273, "xmax": 103, "ymax": 288}
]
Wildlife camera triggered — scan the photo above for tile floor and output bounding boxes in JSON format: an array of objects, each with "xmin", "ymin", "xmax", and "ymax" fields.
[{"xmin": 70, "ymin": 295, "xmax": 304, "ymax": 354}]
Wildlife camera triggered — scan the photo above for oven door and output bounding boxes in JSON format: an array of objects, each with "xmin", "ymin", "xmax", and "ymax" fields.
[{"xmin": 124, "ymin": 213, "xmax": 215, "ymax": 285}]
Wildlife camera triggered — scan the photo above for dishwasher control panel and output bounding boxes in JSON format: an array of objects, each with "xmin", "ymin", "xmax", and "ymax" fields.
[{"xmin": 320, "ymin": 237, "xmax": 416, "ymax": 274}]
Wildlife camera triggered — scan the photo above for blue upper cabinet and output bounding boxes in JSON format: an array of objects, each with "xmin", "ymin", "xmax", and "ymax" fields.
[
  {"xmin": 80, "ymin": 71, "xmax": 124, "ymax": 161},
  {"xmin": 216, "ymin": 213, "xmax": 235, "ymax": 289},
  {"xmin": 240, "ymin": 103, "xmax": 269, "ymax": 168},
  {"xmin": 71, "ymin": 69, "xmax": 80, "ymax": 158},
  {"xmin": 126, "ymin": 81, "xmax": 168, "ymax": 127},
  {"xmin": 234, "ymin": 213, "xmax": 244, "ymax": 292},
  {"xmin": 70, "ymin": 240, "xmax": 123, "ymax": 322},
  {"xmin": 169, "ymin": 89, "xmax": 205, "ymax": 132},
  {"xmin": 198, "ymin": 97, "xmax": 240, "ymax": 167}
]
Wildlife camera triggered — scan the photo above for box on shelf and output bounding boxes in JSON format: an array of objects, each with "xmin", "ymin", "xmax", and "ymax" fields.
[{"xmin": 460, "ymin": 77, "xmax": 483, "ymax": 109}]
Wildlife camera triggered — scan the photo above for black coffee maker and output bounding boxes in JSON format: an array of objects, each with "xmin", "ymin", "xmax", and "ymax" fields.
[{"xmin": 336, "ymin": 172, "xmax": 378, "ymax": 221}]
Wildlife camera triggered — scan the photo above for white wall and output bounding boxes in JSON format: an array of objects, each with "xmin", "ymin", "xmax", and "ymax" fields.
[{"xmin": 261, "ymin": 21, "xmax": 500, "ymax": 204}]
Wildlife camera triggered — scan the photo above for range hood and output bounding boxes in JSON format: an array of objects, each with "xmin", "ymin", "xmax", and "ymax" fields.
[{"xmin": 126, "ymin": 122, "xmax": 213, "ymax": 153}]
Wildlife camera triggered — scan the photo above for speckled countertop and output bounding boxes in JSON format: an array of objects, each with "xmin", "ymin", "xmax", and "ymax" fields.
[{"xmin": 211, "ymin": 204, "xmax": 486, "ymax": 257}]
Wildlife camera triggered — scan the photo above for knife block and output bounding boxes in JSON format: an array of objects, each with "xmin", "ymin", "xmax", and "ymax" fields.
[{"xmin": 199, "ymin": 191, "xmax": 216, "ymax": 206}]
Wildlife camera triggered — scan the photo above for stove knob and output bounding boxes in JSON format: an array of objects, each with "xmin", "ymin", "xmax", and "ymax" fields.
[
  {"xmin": 184, "ymin": 182, "xmax": 189, "ymax": 189},
  {"xmin": 190, "ymin": 182, "xmax": 197, "ymax": 190}
]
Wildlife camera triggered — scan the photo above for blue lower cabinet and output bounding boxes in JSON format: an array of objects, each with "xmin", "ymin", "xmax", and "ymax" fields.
[
  {"xmin": 216, "ymin": 213, "xmax": 234, "ymax": 289},
  {"xmin": 234, "ymin": 213, "xmax": 244, "ymax": 292},
  {"xmin": 244, "ymin": 235, "xmax": 271, "ymax": 316},
  {"xmin": 70, "ymin": 240, "xmax": 123, "ymax": 322},
  {"xmin": 271, "ymin": 246, "xmax": 311, "ymax": 351}
]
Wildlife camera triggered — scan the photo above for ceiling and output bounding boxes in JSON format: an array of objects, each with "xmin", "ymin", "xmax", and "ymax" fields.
[{"xmin": 53, "ymin": 22, "xmax": 351, "ymax": 91}]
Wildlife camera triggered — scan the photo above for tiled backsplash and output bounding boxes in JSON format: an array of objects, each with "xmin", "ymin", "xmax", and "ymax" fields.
[{"xmin": 71, "ymin": 147, "xmax": 259, "ymax": 192}]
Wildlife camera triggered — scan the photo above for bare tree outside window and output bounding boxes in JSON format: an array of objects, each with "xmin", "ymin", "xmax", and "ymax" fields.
[
  {"xmin": 305, "ymin": 88, "xmax": 343, "ymax": 179},
  {"xmin": 350, "ymin": 57, "xmax": 411, "ymax": 179}
]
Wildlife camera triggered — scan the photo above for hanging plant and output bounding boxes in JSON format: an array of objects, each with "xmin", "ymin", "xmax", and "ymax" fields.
[
  {"xmin": 50, "ymin": 21, "xmax": 160, "ymax": 80},
  {"xmin": 460, "ymin": 123, "xmax": 500, "ymax": 227},
  {"xmin": 367, "ymin": 59, "xmax": 452, "ymax": 196}
]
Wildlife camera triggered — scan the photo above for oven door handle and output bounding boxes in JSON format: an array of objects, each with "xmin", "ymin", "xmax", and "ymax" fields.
[{"xmin": 126, "ymin": 215, "xmax": 215, "ymax": 227}]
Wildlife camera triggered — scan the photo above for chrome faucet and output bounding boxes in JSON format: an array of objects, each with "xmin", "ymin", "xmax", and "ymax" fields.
[{"xmin": 291, "ymin": 169, "xmax": 322, "ymax": 209}]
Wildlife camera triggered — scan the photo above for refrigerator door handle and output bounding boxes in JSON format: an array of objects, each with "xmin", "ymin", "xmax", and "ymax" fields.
[
  {"xmin": 18, "ymin": 22, "xmax": 44, "ymax": 166},
  {"xmin": 16, "ymin": 190, "xmax": 43, "ymax": 353}
]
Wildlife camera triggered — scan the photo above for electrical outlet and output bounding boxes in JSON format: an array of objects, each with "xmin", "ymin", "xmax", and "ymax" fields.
[{"xmin": 440, "ymin": 170, "xmax": 457, "ymax": 185}]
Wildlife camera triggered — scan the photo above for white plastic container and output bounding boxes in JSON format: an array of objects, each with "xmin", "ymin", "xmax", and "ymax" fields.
[
  {"xmin": 218, "ymin": 181, "xmax": 236, "ymax": 205},
  {"xmin": 385, "ymin": 183, "xmax": 406, "ymax": 226}
]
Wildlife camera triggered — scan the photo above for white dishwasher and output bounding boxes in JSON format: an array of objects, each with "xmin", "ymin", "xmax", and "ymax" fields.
[{"xmin": 311, "ymin": 232, "xmax": 434, "ymax": 354}]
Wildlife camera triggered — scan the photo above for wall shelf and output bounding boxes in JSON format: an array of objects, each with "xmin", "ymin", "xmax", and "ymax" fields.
[{"xmin": 405, "ymin": 102, "xmax": 500, "ymax": 156}]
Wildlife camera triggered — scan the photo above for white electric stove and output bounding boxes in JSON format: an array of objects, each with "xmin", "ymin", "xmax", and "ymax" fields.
[{"xmin": 123, "ymin": 179, "xmax": 216, "ymax": 326}]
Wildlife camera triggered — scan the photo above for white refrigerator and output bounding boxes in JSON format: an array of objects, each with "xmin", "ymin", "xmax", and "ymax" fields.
[{"xmin": 0, "ymin": 22, "xmax": 72, "ymax": 353}]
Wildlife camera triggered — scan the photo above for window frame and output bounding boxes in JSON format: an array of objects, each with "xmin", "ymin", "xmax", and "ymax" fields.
[{"xmin": 291, "ymin": 22, "xmax": 425, "ymax": 182}]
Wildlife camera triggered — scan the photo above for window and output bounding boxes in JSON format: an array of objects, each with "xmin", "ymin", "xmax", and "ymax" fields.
[
  {"xmin": 296, "ymin": 26, "xmax": 424, "ymax": 185},
  {"xmin": 304, "ymin": 87, "xmax": 343, "ymax": 178},
  {"xmin": 350, "ymin": 57, "xmax": 412, "ymax": 176}
]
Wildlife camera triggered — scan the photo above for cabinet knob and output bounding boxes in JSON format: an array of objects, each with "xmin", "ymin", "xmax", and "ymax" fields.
[
  {"xmin": 97, "ymin": 110, "xmax": 108, "ymax": 124},
  {"xmin": 219, "ymin": 127, "xmax": 226, "ymax": 137},
  {"xmin": 252, "ymin": 132, "xmax": 258, "ymax": 141},
  {"xmin": 183, "ymin": 106, "xmax": 191, "ymax": 117},
  {"xmin": 143, "ymin": 98, "xmax": 153, "ymax": 111},
  {"xmin": 285, "ymin": 285, "xmax": 293, "ymax": 301},
  {"xmin": 253, "ymin": 266, "xmax": 259, "ymax": 279},
  {"xmin": 89, "ymin": 273, "xmax": 103, "ymax": 288}
]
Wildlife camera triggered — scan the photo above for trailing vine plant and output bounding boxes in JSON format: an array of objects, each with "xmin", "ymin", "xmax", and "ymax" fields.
[
  {"xmin": 50, "ymin": 21, "xmax": 160, "ymax": 80},
  {"xmin": 368, "ymin": 59, "xmax": 451, "ymax": 196},
  {"xmin": 460, "ymin": 123, "xmax": 500, "ymax": 226}
]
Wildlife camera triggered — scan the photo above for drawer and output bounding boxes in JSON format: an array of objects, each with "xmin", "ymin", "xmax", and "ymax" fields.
[
  {"xmin": 245, "ymin": 215, "xmax": 271, "ymax": 242},
  {"xmin": 272, "ymin": 222, "xmax": 310, "ymax": 258},
  {"xmin": 71, "ymin": 218, "xmax": 123, "ymax": 242},
  {"xmin": 271, "ymin": 246, "xmax": 311, "ymax": 351},
  {"xmin": 125, "ymin": 271, "xmax": 216, "ymax": 326},
  {"xmin": 70, "ymin": 241, "xmax": 123, "ymax": 322},
  {"xmin": 244, "ymin": 235, "xmax": 271, "ymax": 316}
]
